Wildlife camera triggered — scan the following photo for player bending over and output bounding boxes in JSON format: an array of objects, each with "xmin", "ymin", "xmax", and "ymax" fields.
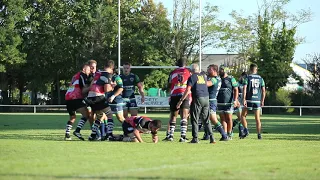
[{"xmin": 122, "ymin": 116, "xmax": 162, "ymax": 143}]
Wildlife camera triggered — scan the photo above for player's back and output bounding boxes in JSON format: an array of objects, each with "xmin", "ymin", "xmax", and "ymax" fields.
[
  {"xmin": 246, "ymin": 74, "xmax": 265, "ymax": 102},
  {"xmin": 168, "ymin": 67, "xmax": 191, "ymax": 96}
]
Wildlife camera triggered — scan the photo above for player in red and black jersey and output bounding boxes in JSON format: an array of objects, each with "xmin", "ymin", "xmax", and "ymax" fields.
[
  {"xmin": 122, "ymin": 116, "xmax": 162, "ymax": 143},
  {"xmin": 163, "ymin": 57, "xmax": 191, "ymax": 142},
  {"xmin": 85, "ymin": 60, "xmax": 114, "ymax": 141},
  {"xmin": 64, "ymin": 63, "xmax": 91, "ymax": 140}
]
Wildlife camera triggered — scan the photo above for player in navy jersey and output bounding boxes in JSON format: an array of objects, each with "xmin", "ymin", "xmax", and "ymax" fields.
[
  {"xmin": 120, "ymin": 62, "xmax": 145, "ymax": 118},
  {"xmin": 241, "ymin": 64, "xmax": 266, "ymax": 139},
  {"xmin": 205, "ymin": 64, "xmax": 228, "ymax": 141},
  {"xmin": 217, "ymin": 65, "xmax": 239, "ymax": 140}
]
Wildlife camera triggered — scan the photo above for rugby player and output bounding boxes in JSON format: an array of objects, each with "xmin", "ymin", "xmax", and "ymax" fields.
[
  {"xmin": 120, "ymin": 62, "xmax": 145, "ymax": 118},
  {"xmin": 163, "ymin": 57, "xmax": 191, "ymax": 142},
  {"xmin": 73, "ymin": 59, "xmax": 97, "ymax": 140},
  {"xmin": 233, "ymin": 72, "xmax": 247, "ymax": 137},
  {"xmin": 241, "ymin": 64, "xmax": 266, "ymax": 139},
  {"xmin": 86, "ymin": 60, "xmax": 114, "ymax": 141},
  {"xmin": 64, "ymin": 63, "xmax": 91, "ymax": 140},
  {"xmin": 105, "ymin": 73, "xmax": 125, "ymax": 140},
  {"xmin": 205, "ymin": 64, "xmax": 228, "ymax": 141},
  {"xmin": 122, "ymin": 116, "xmax": 162, "ymax": 143},
  {"xmin": 217, "ymin": 65, "xmax": 239, "ymax": 140}
]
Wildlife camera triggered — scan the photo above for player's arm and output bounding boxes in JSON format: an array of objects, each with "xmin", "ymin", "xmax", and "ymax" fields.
[
  {"xmin": 109, "ymin": 76, "xmax": 123, "ymax": 102},
  {"xmin": 152, "ymin": 132, "xmax": 158, "ymax": 143},
  {"xmin": 261, "ymin": 78, "xmax": 266, "ymax": 106},
  {"xmin": 231, "ymin": 77, "xmax": 239, "ymax": 102},
  {"xmin": 207, "ymin": 77, "xmax": 217, "ymax": 87},
  {"xmin": 136, "ymin": 75, "xmax": 145, "ymax": 103},
  {"xmin": 102, "ymin": 73, "xmax": 113, "ymax": 93},
  {"xmin": 242, "ymin": 78, "xmax": 248, "ymax": 107},
  {"xmin": 133, "ymin": 129, "xmax": 143, "ymax": 143}
]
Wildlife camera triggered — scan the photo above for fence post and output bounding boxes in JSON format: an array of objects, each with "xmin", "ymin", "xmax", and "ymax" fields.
[
  {"xmin": 144, "ymin": 106, "xmax": 147, "ymax": 114},
  {"xmin": 33, "ymin": 105, "xmax": 36, "ymax": 114},
  {"xmin": 299, "ymin": 107, "xmax": 302, "ymax": 117}
]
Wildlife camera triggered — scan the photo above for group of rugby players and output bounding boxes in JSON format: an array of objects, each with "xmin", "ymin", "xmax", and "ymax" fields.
[
  {"xmin": 163, "ymin": 57, "xmax": 266, "ymax": 143},
  {"xmin": 64, "ymin": 60, "xmax": 162, "ymax": 143},
  {"xmin": 64, "ymin": 57, "xmax": 265, "ymax": 144}
]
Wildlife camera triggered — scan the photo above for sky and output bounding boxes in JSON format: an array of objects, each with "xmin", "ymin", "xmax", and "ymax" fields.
[{"xmin": 154, "ymin": 0, "xmax": 320, "ymax": 63}]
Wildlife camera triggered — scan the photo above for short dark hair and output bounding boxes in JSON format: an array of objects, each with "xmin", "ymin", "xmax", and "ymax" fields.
[
  {"xmin": 151, "ymin": 119, "xmax": 162, "ymax": 129},
  {"xmin": 105, "ymin": 60, "xmax": 115, "ymax": 69},
  {"xmin": 241, "ymin": 71, "xmax": 247, "ymax": 77},
  {"xmin": 88, "ymin": 59, "xmax": 97, "ymax": 65},
  {"xmin": 176, "ymin": 57, "xmax": 187, "ymax": 67},
  {"xmin": 81, "ymin": 62, "xmax": 90, "ymax": 70},
  {"xmin": 208, "ymin": 64, "xmax": 218, "ymax": 72},
  {"xmin": 123, "ymin": 62, "xmax": 131, "ymax": 66},
  {"xmin": 250, "ymin": 63, "xmax": 258, "ymax": 71}
]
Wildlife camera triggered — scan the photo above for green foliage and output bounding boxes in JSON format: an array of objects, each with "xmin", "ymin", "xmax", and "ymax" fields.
[
  {"xmin": 0, "ymin": 0, "xmax": 26, "ymax": 72},
  {"xmin": 303, "ymin": 53, "xmax": 320, "ymax": 106},
  {"xmin": 143, "ymin": 69, "xmax": 171, "ymax": 90}
]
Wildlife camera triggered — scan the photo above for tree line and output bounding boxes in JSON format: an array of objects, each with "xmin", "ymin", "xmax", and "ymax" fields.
[{"xmin": 0, "ymin": 0, "xmax": 316, "ymax": 106}]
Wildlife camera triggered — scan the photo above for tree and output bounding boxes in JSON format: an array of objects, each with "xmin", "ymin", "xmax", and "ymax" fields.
[{"xmin": 304, "ymin": 53, "xmax": 320, "ymax": 105}]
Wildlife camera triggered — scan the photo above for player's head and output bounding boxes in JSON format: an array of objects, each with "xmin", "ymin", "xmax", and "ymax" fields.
[
  {"xmin": 149, "ymin": 119, "xmax": 162, "ymax": 133},
  {"xmin": 239, "ymin": 71, "xmax": 247, "ymax": 83},
  {"xmin": 190, "ymin": 63, "xmax": 200, "ymax": 73},
  {"xmin": 82, "ymin": 63, "xmax": 91, "ymax": 75},
  {"xmin": 176, "ymin": 57, "xmax": 187, "ymax": 67},
  {"xmin": 88, "ymin": 59, "xmax": 97, "ymax": 74},
  {"xmin": 123, "ymin": 62, "xmax": 131, "ymax": 75},
  {"xmin": 105, "ymin": 60, "xmax": 115, "ymax": 73},
  {"xmin": 219, "ymin": 65, "xmax": 228, "ymax": 77},
  {"xmin": 250, "ymin": 63, "xmax": 258, "ymax": 74},
  {"xmin": 207, "ymin": 64, "xmax": 218, "ymax": 76}
]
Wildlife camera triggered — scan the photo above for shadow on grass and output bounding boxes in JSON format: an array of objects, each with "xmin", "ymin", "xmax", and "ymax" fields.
[{"xmin": 0, "ymin": 173, "xmax": 194, "ymax": 180}]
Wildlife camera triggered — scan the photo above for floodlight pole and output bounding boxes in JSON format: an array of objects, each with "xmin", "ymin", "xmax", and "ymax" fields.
[
  {"xmin": 118, "ymin": 0, "xmax": 121, "ymax": 75},
  {"xmin": 199, "ymin": 0, "xmax": 202, "ymax": 70}
]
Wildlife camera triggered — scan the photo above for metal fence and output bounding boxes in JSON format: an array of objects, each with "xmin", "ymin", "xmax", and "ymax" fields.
[{"xmin": 0, "ymin": 105, "xmax": 320, "ymax": 116}]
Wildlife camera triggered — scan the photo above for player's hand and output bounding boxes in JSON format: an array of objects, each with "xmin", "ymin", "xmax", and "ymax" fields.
[
  {"xmin": 109, "ymin": 95, "xmax": 115, "ymax": 103},
  {"xmin": 176, "ymin": 100, "xmax": 182, "ymax": 109},
  {"xmin": 153, "ymin": 135, "xmax": 158, "ymax": 143},
  {"xmin": 111, "ymin": 81, "xmax": 116, "ymax": 88},
  {"xmin": 243, "ymin": 100, "xmax": 247, "ymax": 107},
  {"xmin": 233, "ymin": 100, "xmax": 239, "ymax": 107},
  {"xmin": 141, "ymin": 96, "xmax": 145, "ymax": 104},
  {"xmin": 261, "ymin": 100, "xmax": 264, "ymax": 107}
]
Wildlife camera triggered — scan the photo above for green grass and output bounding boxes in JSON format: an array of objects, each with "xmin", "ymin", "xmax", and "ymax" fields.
[{"xmin": 0, "ymin": 113, "xmax": 319, "ymax": 180}]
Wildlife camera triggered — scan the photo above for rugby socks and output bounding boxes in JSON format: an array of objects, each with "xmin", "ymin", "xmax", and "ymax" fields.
[
  {"xmin": 75, "ymin": 116, "xmax": 87, "ymax": 132},
  {"xmin": 233, "ymin": 118, "xmax": 240, "ymax": 128},
  {"xmin": 91, "ymin": 120, "xmax": 101, "ymax": 137},
  {"xmin": 168, "ymin": 122, "xmax": 176, "ymax": 138},
  {"xmin": 180, "ymin": 119, "xmax": 187, "ymax": 139},
  {"xmin": 65, "ymin": 121, "xmax": 72, "ymax": 135},
  {"xmin": 214, "ymin": 122, "xmax": 227, "ymax": 139},
  {"xmin": 239, "ymin": 123, "xmax": 244, "ymax": 133},
  {"xmin": 100, "ymin": 122, "xmax": 106, "ymax": 138},
  {"xmin": 106, "ymin": 118, "xmax": 114, "ymax": 137}
]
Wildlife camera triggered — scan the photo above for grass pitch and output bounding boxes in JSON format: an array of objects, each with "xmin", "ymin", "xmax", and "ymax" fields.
[{"xmin": 0, "ymin": 113, "xmax": 319, "ymax": 180}]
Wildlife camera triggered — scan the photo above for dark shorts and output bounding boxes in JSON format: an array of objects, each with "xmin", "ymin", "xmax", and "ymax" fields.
[
  {"xmin": 66, "ymin": 99, "xmax": 87, "ymax": 116},
  {"xmin": 209, "ymin": 101, "xmax": 217, "ymax": 114},
  {"xmin": 122, "ymin": 121, "xmax": 134, "ymax": 136},
  {"xmin": 123, "ymin": 98, "xmax": 138, "ymax": 110},
  {"xmin": 217, "ymin": 104, "xmax": 234, "ymax": 114},
  {"xmin": 169, "ymin": 96, "xmax": 190, "ymax": 112},
  {"xmin": 245, "ymin": 102, "xmax": 261, "ymax": 111},
  {"xmin": 86, "ymin": 96, "xmax": 109, "ymax": 112},
  {"xmin": 109, "ymin": 96, "xmax": 125, "ymax": 113}
]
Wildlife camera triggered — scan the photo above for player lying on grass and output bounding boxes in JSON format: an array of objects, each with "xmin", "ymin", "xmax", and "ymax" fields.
[{"xmin": 122, "ymin": 116, "xmax": 162, "ymax": 143}]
